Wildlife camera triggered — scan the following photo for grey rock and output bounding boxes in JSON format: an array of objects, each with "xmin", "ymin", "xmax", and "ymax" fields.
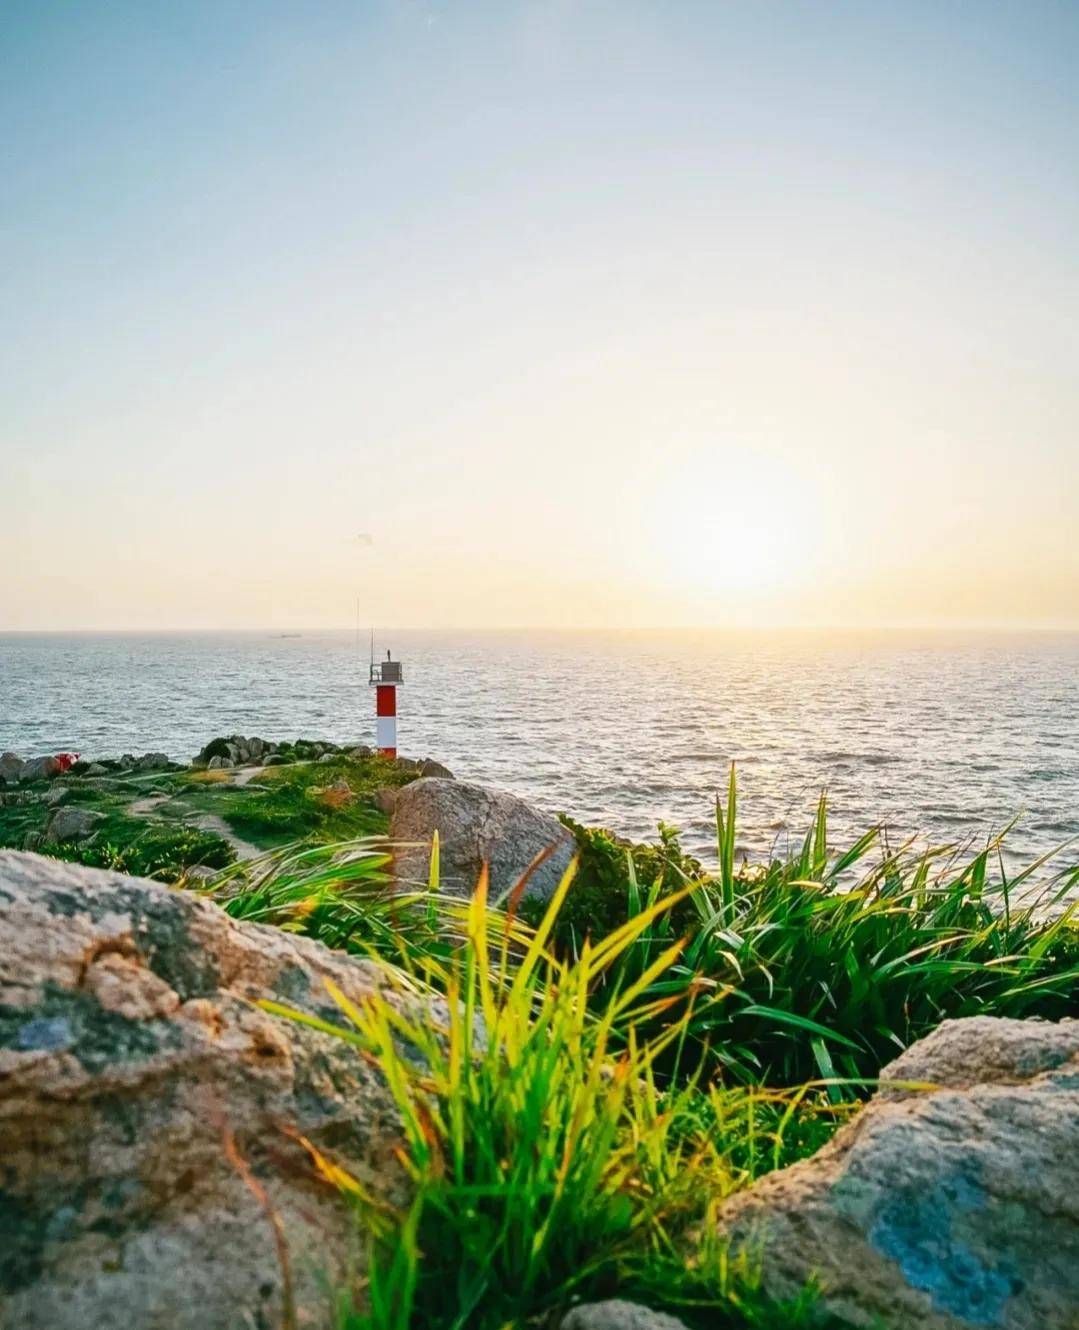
[
  {"xmin": 41, "ymin": 807, "xmax": 105, "ymax": 845},
  {"xmin": 43, "ymin": 785, "xmax": 71, "ymax": 807},
  {"xmin": 0, "ymin": 850, "xmax": 414, "ymax": 1330},
  {"xmin": 206, "ymin": 756, "xmax": 231, "ymax": 771},
  {"xmin": 390, "ymin": 778, "xmax": 575, "ymax": 902},
  {"xmin": 180, "ymin": 864, "xmax": 219, "ymax": 883},
  {"xmin": 714, "ymin": 1015, "xmax": 1079, "ymax": 1329},
  {"xmin": 261, "ymin": 753, "xmax": 287, "ymax": 767},
  {"xmin": 561, "ymin": 1302, "xmax": 690, "ymax": 1330},
  {"xmin": 133, "ymin": 752, "xmax": 171, "ymax": 772},
  {"xmin": 20, "ymin": 755, "xmax": 62, "ymax": 782},
  {"xmin": 418, "ymin": 759, "xmax": 454, "ymax": 780},
  {"xmin": 319, "ymin": 752, "xmax": 339, "ymax": 764},
  {"xmin": 80, "ymin": 763, "xmax": 108, "ymax": 778},
  {"xmin": 372, "ymin": 786, "xmax": 400, "ymax": 815},
  {"xmin": 347, "ymin": 745, "xmax": 373, "ymax": 759},
  {"xmin": 0, "ymin": 752, "xmax": 26, "ymax": 783},
  {"xmin": 193, "ymin": 737, "xmax": 232, "ymax": 766}
]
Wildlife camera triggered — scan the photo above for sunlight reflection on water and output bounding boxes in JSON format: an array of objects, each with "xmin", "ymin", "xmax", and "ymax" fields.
[{"xmin": 3, "ymin": 629, "xmax": 1078, "ymax": 870}]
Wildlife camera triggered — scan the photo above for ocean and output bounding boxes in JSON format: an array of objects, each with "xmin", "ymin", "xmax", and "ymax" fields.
[{"xmin": 2, "ymin": 629, "xmax": 1078, "ymax": 868}]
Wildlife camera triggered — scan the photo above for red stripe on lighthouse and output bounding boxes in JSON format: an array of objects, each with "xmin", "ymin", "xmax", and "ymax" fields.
[{"xmin": 376, "ymin": 684, "xmax": 397, "ymax": 757}]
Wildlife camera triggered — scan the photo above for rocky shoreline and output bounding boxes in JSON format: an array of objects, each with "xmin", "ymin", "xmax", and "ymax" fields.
[
  {"xmin": 0, "ymin": 734, "xmax": 455, "ymax": 786},
  {"xmin": 2, "ymin": 738, "xmax": 1078, "ymax": 1329},
  {"xmin": 1, "ymin": 848, "xmax": 1076, "ymax": 1329}
]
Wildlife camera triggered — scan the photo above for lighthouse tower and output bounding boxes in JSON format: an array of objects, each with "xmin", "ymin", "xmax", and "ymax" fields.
[{"xmin": 369, "ymin": 647, "xmax": 403, "ymax": 758}]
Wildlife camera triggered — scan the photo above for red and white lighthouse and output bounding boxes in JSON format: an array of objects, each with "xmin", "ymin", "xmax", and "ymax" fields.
[{"xmin": 369, "ymin": 648, "xmax": 403, "ymax": 758}]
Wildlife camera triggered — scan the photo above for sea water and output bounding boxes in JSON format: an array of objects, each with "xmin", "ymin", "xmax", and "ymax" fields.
[{"xmin": 2, "ymin": 629, "xmax": 1077, "ymax": 868}]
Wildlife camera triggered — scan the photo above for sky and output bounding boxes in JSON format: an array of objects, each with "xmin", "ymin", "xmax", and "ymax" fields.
[{"xmin": 1, "ymin": 0, "xmax": 1077, "ymax": 631}]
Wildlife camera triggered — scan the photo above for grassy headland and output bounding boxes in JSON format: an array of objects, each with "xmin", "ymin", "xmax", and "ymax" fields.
[
  {"xmin": 0, "ymin": 746, "xmax": 415, "ymax": 877},
  {"xmin": 4, "ymin": 751, "xmax": 1077, "ymax": 1328}
]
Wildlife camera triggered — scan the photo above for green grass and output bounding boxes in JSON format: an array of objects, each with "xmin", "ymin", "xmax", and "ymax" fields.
[
  {"xmin": 264, "ymin": 862, "xmax": 852, "ymax": 1330},
  {"xmin": 592, "ymin": 774, "xmax": 1079, "ymax": 1086},
  {"xmin": 207, "ymin": 755, "xmax": 410, "ymax": 847},
  {"xmin": 54, "ymin": 816, "xmax": 234, "ymax": 877},
  {"xmin": 243, "ymin": 770, "xmax": 1079, "ymax": 1329},
  {"xmin": 0, "ymin": 751, "xmax": 415, "ymax": 878},
  {"xmin": 0, "ymin": 777, "xmax": 235, "ymax": 878},
  {"xmin": 205, "ymin": 834, "xmax": 518, "ymax": 977}
]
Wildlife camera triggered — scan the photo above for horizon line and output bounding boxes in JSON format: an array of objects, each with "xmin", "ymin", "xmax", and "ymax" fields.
[{"xmin": 3, "ymin": 624, "xmax": 1079, "ymax": 636}]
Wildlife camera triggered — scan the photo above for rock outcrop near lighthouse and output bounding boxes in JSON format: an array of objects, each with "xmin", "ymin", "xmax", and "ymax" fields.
[{"xmin": 390, "ymin": 777, "xmax": 576, "ymax": 901}]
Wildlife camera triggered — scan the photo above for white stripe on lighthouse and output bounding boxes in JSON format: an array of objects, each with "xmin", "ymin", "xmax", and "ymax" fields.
[{"xmin": 376, "ymin": 714, "xmax": 396, "ymax": 750}]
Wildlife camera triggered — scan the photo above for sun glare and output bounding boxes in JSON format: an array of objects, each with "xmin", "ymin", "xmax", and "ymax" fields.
[{"xmin": 654, "ymin": 450, "xmax": 811, "ymax": 596}]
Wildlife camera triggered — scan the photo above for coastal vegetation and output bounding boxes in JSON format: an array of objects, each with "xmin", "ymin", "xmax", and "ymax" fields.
[
  {"xmin": 263, "ymin": 850, "xmax": 852, "ymax": 1330},
  {"xmin": 237, "ymin": 775, "xmax": 1077, "ymax": 1329},
  {"xmin": 3, "ymin": 744, "xmax": 1077, "ymax": 1328},
  {"xmin": 556, "ymin": 778, "xmax": 1079, "ymax": 1086},
  {"xmin": 0, "ymin": 743, "xmax": 415, "ymax": 878}
]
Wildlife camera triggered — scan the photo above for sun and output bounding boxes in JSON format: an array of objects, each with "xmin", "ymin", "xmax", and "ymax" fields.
[{"xmin": 651, "ymin": 448, "xmax": 813, "ymax": 597}]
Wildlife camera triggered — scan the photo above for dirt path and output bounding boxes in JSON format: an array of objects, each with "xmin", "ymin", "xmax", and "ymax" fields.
[
  {"xmin": 192, "ymin": 813, "xmax": 263, "ymax": 863},
  {"xmin": 125, "ymin": 790, "xmax": 263, "ymax": 864},
  {"xmin": 127, "ymin": 795, "xmax": 170, "ymax": 818}
]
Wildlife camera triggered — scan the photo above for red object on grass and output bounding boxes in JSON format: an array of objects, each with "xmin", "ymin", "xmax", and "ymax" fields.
[{"xmin": 54, "ymin": 752, "xmax": 80, "ymax": 772}]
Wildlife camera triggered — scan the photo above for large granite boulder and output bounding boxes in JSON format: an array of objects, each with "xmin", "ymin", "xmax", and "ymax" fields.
[
  {"xmin": 390, "ymin": 778, "xmax": 575, "ymax": 902},
  {"xmin": 0, "ymin": 753, "xmax": 26, "ymax": 784},
  {"xmin": 715, "ymin": 1016, "xmax": 1079, "ymax": 1329},
  {"xmin": 0, "ymin": 850, "xmax": 410, "ymax": 1330}
]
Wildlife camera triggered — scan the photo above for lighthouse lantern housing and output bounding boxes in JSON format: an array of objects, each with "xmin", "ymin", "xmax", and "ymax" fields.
[{"xmin": 369, "ymin": 657, "xmax": 403, "ymax": 684}]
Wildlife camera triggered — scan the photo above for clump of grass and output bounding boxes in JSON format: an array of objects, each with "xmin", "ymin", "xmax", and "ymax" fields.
[
  {"xmin": 598, "ymin": 770, "xmax": 1079, "ymax": 1085},
  {"xmin": 66, "ymin": 821, "xmax": 234, "ymax": 877},
  {"xmin": 263, "ymin": 861, "xmax": 852, "ymax": 1330},
  {"xmin": 207, "ymin": 835, "xmax": 516, "ymax": 980}
]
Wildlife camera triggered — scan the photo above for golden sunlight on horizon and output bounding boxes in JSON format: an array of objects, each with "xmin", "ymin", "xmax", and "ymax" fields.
[{"xmin": 1, "ymin": 4, "xmax": 1076, "ymax": 633}]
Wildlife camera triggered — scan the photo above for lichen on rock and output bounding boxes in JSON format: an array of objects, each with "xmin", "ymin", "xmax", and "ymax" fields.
[{"xmin": 714, "ymin": 1015, "xmax": 1079, "ymax": 1329}]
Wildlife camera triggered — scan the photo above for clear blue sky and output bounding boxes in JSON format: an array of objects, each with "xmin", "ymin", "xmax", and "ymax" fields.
[{"xmin": 2, "ymin": 1, "xmax": 1077, "ymax": 628}]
